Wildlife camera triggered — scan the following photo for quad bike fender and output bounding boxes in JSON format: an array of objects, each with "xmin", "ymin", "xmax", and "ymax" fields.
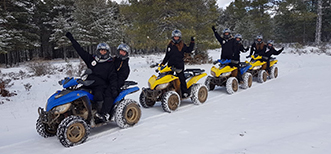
[
  {"xmin": 240, "ymin": 64, "xmax": 252, "ymax": 74},
  {"xmin": 114, "ymin": 86, "xmax": 139, "ymax": 104},
  {"xmin": 270, "ymin": 59, "xmax": 278, "ymax": 67},
  {"xmin": 211, "ymin": 65, "xmax": 237, "ymax": 77},
  {"xmin": 148, "ymin": 74, "xmax": 178, "ymax": 90},
  {"xmin": 187, "ymin": 73, "xmax": 207, "ymax": 88},
  {"xmin": 249, "ymin": 60, "xmax": 265, "ymax": 69},
  {"xmin": 46, "ymin": 90, "xmax": 93, "ymax": 112}
]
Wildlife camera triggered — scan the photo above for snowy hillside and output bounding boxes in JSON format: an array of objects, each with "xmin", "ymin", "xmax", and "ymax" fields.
[{"xmin": 1, "ymin": 48, "xmax": 331, "ymax": 154}]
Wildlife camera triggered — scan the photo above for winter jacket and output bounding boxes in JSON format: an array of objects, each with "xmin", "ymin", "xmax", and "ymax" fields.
[
  {"xmin": 263, "ymin": 47, "xmax": 284, "ymax": 58},
  {"xmin": 213, "ymin": 31, "xmax": 236, "ymax": 60},
  {"xmin": 114, "ymin": 57, "xmax": 130, "ymax": 90},
  {"xmin": 66, "ymin": 33, "xmax": 117, "ymax": 96},
  {"xmin": 249, "ymin": 42, "xmax": 267, "ymax": 56},
  {"xmin": 233, "ymin": 42, "xmax": 248, "ymax": 61},
  {"xmin": 161, "ymin": 40, "xmax": 194, "ymax": 69}
]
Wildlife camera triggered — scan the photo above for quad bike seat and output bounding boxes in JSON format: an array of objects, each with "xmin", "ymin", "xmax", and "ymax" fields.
[
  {"xmin": 184, "ymin": 69, "xmax": 205, "ymax": 79},
  {"xmin": 240, "ymin": 62, "xmax": 250, "ymax": 67}
]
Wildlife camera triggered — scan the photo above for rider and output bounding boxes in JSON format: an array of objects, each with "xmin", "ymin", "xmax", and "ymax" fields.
[
  {"xmin": 247, "ymin": 35, "xmax": 267, "ymax": 58},
  {"xmin": 233, "ymin": 34, "xmax": 249, "ymax": 83},
  {"xmin": 161, "ymin": 29, "xmax": 195, "ymax": 98},
  {"xmin": 263, "ymin": 40, "xmax": 284, "ymax": 73},
  {"xmin": 211, "ymin": 26, "xmax": 235, "ymax": 60},
  {"xmin": 114, "ymin": 43, "xmax": 130, "ymax": 92},
  {"xmin": 65, "ymin": 32, "xmax": 117, "ymax": 122}
]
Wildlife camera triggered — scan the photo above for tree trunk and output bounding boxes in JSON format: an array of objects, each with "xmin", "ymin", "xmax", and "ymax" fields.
[{"xmin": 315, "ymin": 0, "xmax": 322, "ymax": 45}]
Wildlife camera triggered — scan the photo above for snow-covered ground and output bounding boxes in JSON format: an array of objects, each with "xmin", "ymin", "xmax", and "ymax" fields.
[{"xmin": 1, "ymin": 48, "xmax": 331, "ymax": 154}]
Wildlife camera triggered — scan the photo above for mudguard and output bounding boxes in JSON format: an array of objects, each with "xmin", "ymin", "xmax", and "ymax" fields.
[
  {"xmin": 187, "ymin": 73, "xmax": 207, "ymax": 88},
  {"xmin": 211, "ymin": 65, "xmax": 237, "ymax": 77},
  {"xmin": 270, "ymin": 59, "xmax": 278, "ymax": 67},
  {"xmin": 148, "ymin": 74, "xmax": 178, "ymax": 90},
  {"xmin": 114, "ymin": 86, "xmax": 139, "ymax": 103},
  {"xmin": 240, "ymin": 64, "xmax": 252, "ymax": 74},
  {"xmin": 46, "ymin": 90, "xmax": 94, "ymax": 112}
]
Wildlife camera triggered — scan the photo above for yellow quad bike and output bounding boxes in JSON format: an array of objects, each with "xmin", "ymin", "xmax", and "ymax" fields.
[
  {"xmin": 139, "ymin": 64, "xmax": 208, "ymax": 113},
  {"xmin": 246, "ymin": 55, "xmax": 278, "ymax": 83},
  {"xmin": 204, "ymin": 59, "xmax": 253, "ymax": 94}
]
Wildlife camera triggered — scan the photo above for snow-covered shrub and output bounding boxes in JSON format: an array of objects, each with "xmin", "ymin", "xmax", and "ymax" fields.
[
  {"xmin": 0, "ymin": 78, "xmax": 16, "ymax": 97},
  {"xmin": 27, "ymin": 61, "xmax": 54, "ymax": 76},
  {"xmin": 24, "ymin": 83, "xmax": 32, "ymax": 91}
]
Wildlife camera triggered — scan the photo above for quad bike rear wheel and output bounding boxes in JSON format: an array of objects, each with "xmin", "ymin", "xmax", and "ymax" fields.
[
  {"xmin": 258, "ymin": 70, "xmax": 268, "ymax": 83},
  {"xmin": 36, "ymin": 117, "xmax": 56, "ymax": 138},
  {"xmin": 226, "ymin": 77, "xmax": 238, "ymax": 94},
  {"xmin": 270, "ymin": 66, "xmax": 278, "ymax": 79},
  {"xmin": 57, "ymin": 115, "xmax": 90, "ymax": 147},
  {"xmin": 190, "ymin": 84, "xmax": 208, "ymax": 105},
  {"xmin": 204, "ymin": 76, "xmax": 215, "ymax": 91},
  {"xmin": 241, "ymin": 72, "xmax": 253, "ymax": 89},
  {"xmin": 115, "ymin": 99, "xmax": 141, "ymax": 129},
  {"xmin": 139, "ymin": 89, "xmax": 156, "ymax": 108},
  {"xmin": 161, "ymin": 91, "xmax": 180, "ymax": 113}
]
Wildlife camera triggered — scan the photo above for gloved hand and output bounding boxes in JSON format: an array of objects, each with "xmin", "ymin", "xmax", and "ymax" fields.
[
  {"xmin": 191, "ymin": 36, "xmax": 195, "ymax": 42},
  {"xmin": 281, "ymin": 47, "xmax": 284, "ymax": 51},
  {"xmin": 246, "ymin": 55, "xmax": 251, "ymax": 58},
  {"xmin": 65, "ymin": 32, "xmax": 73, "ymax": 39},
  {"xmin": 213, "ymin": 60, "xmax": 218, "ymax": 65},
  {"xmin": 212, "ymin": 26, "xmax": 216, "ymax": 32}
]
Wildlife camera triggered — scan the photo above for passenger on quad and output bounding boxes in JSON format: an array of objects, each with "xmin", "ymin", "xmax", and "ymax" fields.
[
  {"xmin": 211, "ymin": 26, "xmax": 235, "ymax": 60},
  {"xmin": 114, "ymin": 43, "xmax": 130, "ymax": 92},
  {"xmin": 65, "ymin": 32, "xmax": 117, "ymax": 122},
  {"xmin": 160, "ymin": 29, "xmax": 195, "ymax": 98},
  {"xmin": 247, "ymin": 35, "xmax": 267, "ymax": 58},
  {"xmin": 232, "ymin": 34, "xmax": 249, "ymax": 83},
  {"xmin": 263, "ymin": 40, "xmax": 284, "ymax": 73}
]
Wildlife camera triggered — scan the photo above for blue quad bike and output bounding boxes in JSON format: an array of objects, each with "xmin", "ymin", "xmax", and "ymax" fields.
[{"xmin": 36, "ymin": 70, "xmax": 141, "ymax": 147}]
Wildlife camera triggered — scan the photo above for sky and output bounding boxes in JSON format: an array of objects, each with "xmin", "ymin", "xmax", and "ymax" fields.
[{"xmin": 112, "ymin": 0, "xmax": 232, "ymax": 9}]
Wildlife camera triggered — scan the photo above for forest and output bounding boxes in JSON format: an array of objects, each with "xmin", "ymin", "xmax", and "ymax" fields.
[{"xmin": 0, "ymin": 0, "xmax": 330, "ymax": 66}]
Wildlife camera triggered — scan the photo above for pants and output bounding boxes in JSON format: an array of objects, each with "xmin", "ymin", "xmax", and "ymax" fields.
[
  {"xmin": 229, "ymin": 63, "xmax": 243, "ymax": 82},
  {"xmin": 176, "ymin": 71, "xmax": 188, "ymax": 95}
]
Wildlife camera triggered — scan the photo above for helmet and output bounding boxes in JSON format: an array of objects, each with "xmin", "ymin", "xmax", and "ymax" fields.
[
  {"xmin": 267, "ymin": 40, "xmax": 274, "ymax": 45},
  {"xmin": 234, "ymin": 34, "xmax": 242, "ymax": 42},
  {"xmin": 255, "ymin": 35, "xmax": 263, "ymax": 43},
  {"xmin": 96, "ymin": 43, "xmax": 111, "ymax": 60},
  {"xmin": 171, "ymin": 29, "xmax": 182, "ymax": 43},
  {"xmin": 222, "ymin": 28, "xmax": 231, "ymax": 39},
  {"xmin": 116, "ymin": 43, "xmax": 130, "ymax": 60}
]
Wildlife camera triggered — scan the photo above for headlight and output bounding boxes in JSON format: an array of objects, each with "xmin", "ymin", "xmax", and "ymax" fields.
[
  {"xmin": 211, "ymin": 71, "xmax": 216, "ymax": 77},
  {"xmin": 53, "ymin": 103, "xmax": 71, "ymax": 114},
  {"xmin": 220, "ymin": 72, "xmax": 231, "ymax": 77},
  {"xmin": 252, "ymin": 66, "xmax": 262, "ymax": 70},
  {"xmin": 155, "ymin": 83, "xmax": 169, "ymax": 90}
]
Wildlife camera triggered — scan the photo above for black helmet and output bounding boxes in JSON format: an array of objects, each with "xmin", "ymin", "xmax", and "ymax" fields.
[
  {"xmin": 222, "ymin": 28, "xmax": 231, "ymax": 39},
  {"xmin": 116, "ymin": 43, "xmax": 130, "ymax": 60},
  {"xmin": 171, "ymin": 29, "xmax": 182, "ymax": 44},
  {"xmin": 95, "ymin": 43, "xmax": 111, "ymax": 61}
]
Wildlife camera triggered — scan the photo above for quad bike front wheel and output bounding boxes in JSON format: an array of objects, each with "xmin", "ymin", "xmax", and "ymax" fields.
[
  {"xmin": 57, "ymin": 115, "xmax": 90, "ymax": 147},
  {"xmin": 139, "ymin": 89, "xmax": 156, "ymax": 108},
  {"xmin": 204, "ymin": 76, "xmax": 215, "ymax": 91},
  {"xmin": 257, "ymin": 70, "xmax": 268, "ymax": 83},
  {"xmin": 241, "ymin": 72, "xmax": 253, "ymax": 89},
  {"xmin": 161, "ymin": 91, "xmax": 181, "ymax": 113},
  {"xmin": 115, "ymin": 99, "xmax": 141, "ymax": 129},
  {"xmin": 226, "ymin": 77, "xmax": 239, "ymax": 94},
  {"xmin": 36, "ymin": 117, "xmax": 56, "ymax": 138},
  {"xmin": 270, "ymin": 66, "xmax": 278, "ymax": 79},
  {"xmin": 190, "ymin": 84, "xmax": 208, "ymax": 105}
]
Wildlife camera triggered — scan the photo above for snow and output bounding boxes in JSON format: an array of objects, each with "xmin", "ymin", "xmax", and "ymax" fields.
[{"xmin": 1, "ymin": 48, "xmax": 331, "ymax": 154}]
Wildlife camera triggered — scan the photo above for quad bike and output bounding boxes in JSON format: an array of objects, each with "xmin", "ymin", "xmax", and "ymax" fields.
[
  {"xmin": 139, "ymin": 64, "xmax": 208, "ymax": 113},
  {"xmin": 246, "ymin": 55, "xmax": 278, "ymax": 83},
  {"xmin": 36, "ymin": 70, "xmax": 141, "ymax": 147},
  {"xmin": 204, "ymin": 59, "xmax": 253, "ymax": 94}
]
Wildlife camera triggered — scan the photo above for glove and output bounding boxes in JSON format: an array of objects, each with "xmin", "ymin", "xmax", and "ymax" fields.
[
  {"xmin": 212, "ymin": 26, "xmax": 216, "ymax": 32},
  {"xmin": 65, "ymin": 32, "xmax": 73, "ymax": 39},
  {"xmin": 191, "ymin": 36, "xmax": 195, "ymax": 42},
  {"xmin": 246, "ymin": 55, "xmax": 251, "ymax": 58},
  {"xmin": 281, "ymin": 47, "xmax": 284, "ymax": 51},
  {"xmin": 213, "ymin": 60, "xmax": 218, "ymax": 65}
]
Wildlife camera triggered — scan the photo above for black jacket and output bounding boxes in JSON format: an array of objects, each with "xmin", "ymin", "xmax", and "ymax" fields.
[
  {"xmin": 114, "ymin": 57, "xmax": 130, "ymax": 90},
  {"xmin": 161, "ymin": 40, "xmax": 194, "ymax": 69},
  {"xmin": 263, "ymin": 47, "xmax": 284, "ymax": 57},
  {"xmin": 233, "ymin": 42, "xmax": 248, "ymax": 61},
  {"xmin": 213, "ymin": 31, "xmax": 236, "ymax": 60},
  {"xmin": 249, "ymin": 42, "xmax": 267, "ymax": 56},
  {"xmin": 66, "ymin": 33, "xmax": 117, "ymax": 91}
]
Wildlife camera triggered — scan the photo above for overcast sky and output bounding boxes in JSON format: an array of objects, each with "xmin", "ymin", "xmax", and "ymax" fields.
[{"xmin": 112, "ymin": 0, "xmax": 232, "ymax": 9}]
